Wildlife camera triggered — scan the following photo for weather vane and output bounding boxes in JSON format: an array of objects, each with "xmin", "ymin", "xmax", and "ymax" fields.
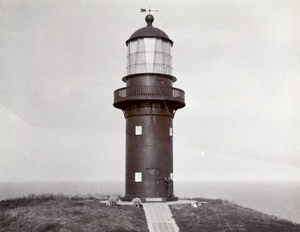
[{"xmin": 140, "ymin": 7, "xmax": 158, "ymax": 13}]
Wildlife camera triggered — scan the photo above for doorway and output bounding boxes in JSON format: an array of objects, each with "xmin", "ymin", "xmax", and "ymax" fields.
[{"xmin": 146, "ymin": 168, "xmax": 159, "ymax": 197}]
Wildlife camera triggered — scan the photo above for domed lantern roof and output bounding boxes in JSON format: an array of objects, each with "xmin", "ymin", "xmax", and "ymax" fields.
[
  {"xmin": 126, "ymin": 14, "xmax": 173, "ymax": 46},
  {"xmin": 125, "ymin": 14, "xmax": 174, "ymax": 76}
]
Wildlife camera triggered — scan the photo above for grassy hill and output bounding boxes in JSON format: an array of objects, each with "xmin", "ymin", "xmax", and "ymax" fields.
[
  {"xmin": 170, "ymin": 198, "xmax": 300, "ymax": 232},
  {"xmin": 0, "ymin": 194, "xmax": 148, "ymax": 232},
  {"xmin": 1, "ymin": 195, "xmax": 300, "ymax": 232}
]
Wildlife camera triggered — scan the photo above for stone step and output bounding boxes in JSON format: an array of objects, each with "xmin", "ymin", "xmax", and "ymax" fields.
[{"xmin": 145, "ymin": 198, "xmax": 166, "ymax": 202}]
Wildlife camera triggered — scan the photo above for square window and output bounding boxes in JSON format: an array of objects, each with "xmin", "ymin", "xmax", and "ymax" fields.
[
  {"xmin": 135, "ymin": 172, "xmax": 142, "ymax": 182},
  {"xmin": 135, "ymin": 126, "xmax": 142, "ymax": 135}
]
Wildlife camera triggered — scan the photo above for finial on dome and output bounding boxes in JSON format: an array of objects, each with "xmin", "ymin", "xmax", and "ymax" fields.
[
  {"xmin": 140, "ymin": 7, "xmax": 157, "ymax": 26},
  {"xmin": 145, "ymin": 14, "xmax": 154, "ymax": 26}
]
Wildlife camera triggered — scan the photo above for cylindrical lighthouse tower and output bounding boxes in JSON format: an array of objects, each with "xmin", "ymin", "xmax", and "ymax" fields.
[{"xmin": 113, "ymin": 14, "xmax": 185, "ymax": 201}]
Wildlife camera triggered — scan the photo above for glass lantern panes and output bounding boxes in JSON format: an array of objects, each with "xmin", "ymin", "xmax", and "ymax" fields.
[{"xmin": 127, "ymin": 38, "xmax": 172, "ymax": 75}]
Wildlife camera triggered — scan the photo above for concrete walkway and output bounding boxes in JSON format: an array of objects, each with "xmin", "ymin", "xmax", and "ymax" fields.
[
  {"xmin": 143, "ymin": 203, "xmax": 179, "ymax": 232},
  {"xmin": 101, "ymin": 199, "xmax": 197, "ymax": 232}
]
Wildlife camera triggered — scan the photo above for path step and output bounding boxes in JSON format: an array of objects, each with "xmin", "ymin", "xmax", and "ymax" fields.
[
  {"xmin": 143, "ymin": 203, "xmax": 179, "ymax": 232},
  {"xmin": 145, "ymin": 198, "xmax": 166, "ymax": 202}
]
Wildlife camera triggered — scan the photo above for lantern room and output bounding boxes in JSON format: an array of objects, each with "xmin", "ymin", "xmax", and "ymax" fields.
[{"xmin": 126, "ymin": 14, "xmax": 173, "ymax": 75}]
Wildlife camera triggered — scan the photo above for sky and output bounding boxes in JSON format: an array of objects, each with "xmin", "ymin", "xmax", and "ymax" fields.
[{"xmin": 1, "ymin": 0, "xmax": 300, "ymax": 182}]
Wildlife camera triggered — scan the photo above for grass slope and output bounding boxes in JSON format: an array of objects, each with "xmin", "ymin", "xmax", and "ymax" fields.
[
  {"xmin": 0, "ymin": 194, "xmax": 148, "ymax": 232},
  {"xmin": 170, "ymin": 198, "xmax": 300, "ymax": 232},
  {"xmin": 1, "ymin": 195, "xmax": 300, "ymax": 232}
]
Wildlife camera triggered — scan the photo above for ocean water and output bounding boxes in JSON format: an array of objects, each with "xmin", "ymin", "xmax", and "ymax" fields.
[
  {"xmin": 175, "ymin": 181, "xmax": 300, "ymax": 224},
  {"xmin": 0, "ymin": 181, "xmax": 299, "ymax": 224},
  {"xmin": 0, "ymin": 181, "xmax": 124, "ymax": 200}
]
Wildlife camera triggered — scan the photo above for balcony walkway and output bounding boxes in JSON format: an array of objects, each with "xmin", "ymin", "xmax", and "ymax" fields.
[{"xmin": 113, "ymin": 86, "xmax": 185, "ymax": 110}]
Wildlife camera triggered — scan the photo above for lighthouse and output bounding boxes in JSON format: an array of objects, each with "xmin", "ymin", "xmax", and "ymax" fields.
[{"xmin": 113, "ymin": 14, "xmax": 185, "ymax": 201}]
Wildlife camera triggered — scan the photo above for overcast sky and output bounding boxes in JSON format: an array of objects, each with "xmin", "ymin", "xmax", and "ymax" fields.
[{"xmin": 1, "ymin": 0, "xmax": 299, "ymax": 182}]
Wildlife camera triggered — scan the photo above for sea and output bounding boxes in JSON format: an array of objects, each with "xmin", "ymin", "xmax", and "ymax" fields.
[{"xmin": 0, "ymin": 181, "xmax": 299, "ymax": 224}]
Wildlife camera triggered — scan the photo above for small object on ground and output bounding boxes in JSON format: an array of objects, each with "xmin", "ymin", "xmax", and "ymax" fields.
[
  {"xmin": 131, "ymin": 198, "xmax": 142, "ymax": 208},
  {"xmin": 106, "ymin": 196, "xmax": 119, "ymax": 206},
  {"xmin": 191, "ymin": 202, "xmax": 198, "ymax": 208},
  {"xmin": 196, "ymin": 201, "xmax": 208, "ymax": 206}
]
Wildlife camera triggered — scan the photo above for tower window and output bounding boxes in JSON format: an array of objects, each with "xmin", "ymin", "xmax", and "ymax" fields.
[
  {"xmin": 169, "ymin": 127, "xmax": 173, "ymax": 136},
  {"xmin": 135, "ymin": 126, "xmax": 142, "ymax": 135},
  {"xmin": 135, "ymin": 172, "xmax": 142, "ymax": 182}
]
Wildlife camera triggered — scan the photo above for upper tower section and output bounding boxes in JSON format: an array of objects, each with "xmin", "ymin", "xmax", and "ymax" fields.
[
  {"xmin": 126, "ymin": 14, "xmax": 173, "ymax": 75},
  {"xmin": 114, "ymin": 13, "xmax": 185, "ymax": 112}
]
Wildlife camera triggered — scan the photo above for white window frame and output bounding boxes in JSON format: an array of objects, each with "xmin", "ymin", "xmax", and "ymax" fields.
[
  {"xmin": 169, "ymin": 127, "xmax": 173, "ymax": 136},
  {"xmin": 135, "ymin": 172, "xmax": 142, "ymax": 182},
  {"xmin": 135, "ymin": 126, "xmax": 142, "ymax": 135}
]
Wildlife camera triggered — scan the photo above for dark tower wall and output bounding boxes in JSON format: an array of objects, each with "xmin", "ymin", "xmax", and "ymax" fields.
[
  {"xmin": 113, "ymin": 15, "xmax": 185, "ymax": 201},
  {"xmin": 125, "ymin": 114, "xmax": 173, "ymax": 197}
]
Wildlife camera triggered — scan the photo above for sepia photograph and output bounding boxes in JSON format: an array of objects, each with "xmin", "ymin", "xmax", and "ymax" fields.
[{"xmin": 1, "ymin": 0, "xmax": 299, "ymax": 231}]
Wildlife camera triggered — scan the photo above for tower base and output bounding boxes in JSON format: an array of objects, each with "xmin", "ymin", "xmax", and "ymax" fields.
[{"xmin": 121, "ymin": 196, "xmax": 178, "ymax": 202}]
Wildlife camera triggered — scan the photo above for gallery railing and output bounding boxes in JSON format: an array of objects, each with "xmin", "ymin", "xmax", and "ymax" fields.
[{"xmin": 114, "ymin": 86, "xmax": 185, "ymax": 104}]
